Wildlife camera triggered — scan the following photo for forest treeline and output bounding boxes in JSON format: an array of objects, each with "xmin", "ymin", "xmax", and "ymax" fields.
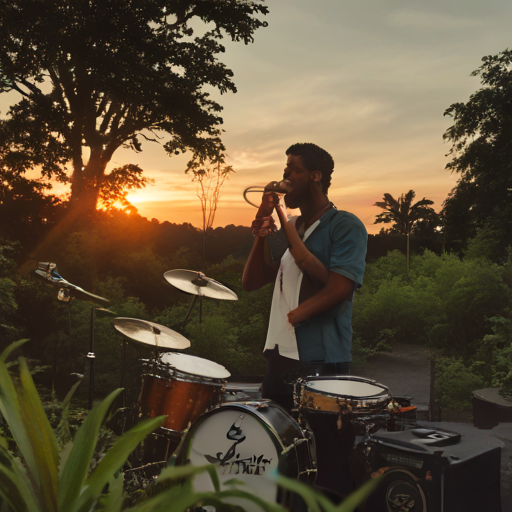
[{"xmin": 1, "ymin": 207, "xmax": 511, "ymax": 415}]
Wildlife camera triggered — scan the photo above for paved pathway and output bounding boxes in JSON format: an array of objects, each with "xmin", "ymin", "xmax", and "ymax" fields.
[{"xmin": 353, "ymin": 342, "xmax": 431, "ymax": 406}]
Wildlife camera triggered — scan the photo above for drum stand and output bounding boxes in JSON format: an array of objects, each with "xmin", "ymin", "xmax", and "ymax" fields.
[{"xmin": 35, "ymin": 263, "xmax": 110, "ymax": 404}]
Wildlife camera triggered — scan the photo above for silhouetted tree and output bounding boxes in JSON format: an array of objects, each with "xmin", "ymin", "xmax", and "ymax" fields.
[
  {"xmin": 442, "ymin": 49, "xmax": 512, "ymax": 261},
  {"xmin": 0, "ymin": 0, "xmax": 268, "ymax": 216},
  {"xmin": 374, "ymin": 190, "xmax": 437, "ymax": 278},
  {"xmin": 189, "ymin": 160, "xmax": 234, "ymax": 271}
]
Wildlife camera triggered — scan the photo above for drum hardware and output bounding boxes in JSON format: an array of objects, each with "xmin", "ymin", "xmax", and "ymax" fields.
[
  {"xmin": 163, "ymin": 269, "xmax": 238, "ymax": 326},
  {"xmin": 113, "ymin": 317, "xmax": 192, "ymax": 408},
  {"xmin": 35, "ymin": 262, "xmax": 111, "ymax": 407}
]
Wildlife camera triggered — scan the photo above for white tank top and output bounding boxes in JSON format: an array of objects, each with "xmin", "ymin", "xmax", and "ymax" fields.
[{"xmin": 263, "ymin": 218, "xmax": 321, "ymax": 360}]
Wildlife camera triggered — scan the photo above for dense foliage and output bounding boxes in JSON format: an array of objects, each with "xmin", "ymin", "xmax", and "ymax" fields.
[
  {"xmin": 443, "ymin": 49, "xmax": 512, "ymax": 261},
  {"xmin": 353, "ymin": 250, "xmax": 512, "ymax": 411}
]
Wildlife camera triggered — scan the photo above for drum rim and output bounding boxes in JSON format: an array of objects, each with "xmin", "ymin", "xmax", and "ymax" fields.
[
  {"xmin": 159, "ymin": 352, "xmax": 231, "ymax": 379},
  {"xmin": 302, "ymin": 375, "xmax": 390, "ymax": 400},
  {"xmin": 176, "ymin": 400, "xmax": 300, "ymax": 464},
  {"xmin": 142, "ymin": 371, "xmax": 226, "ymax": 387}
]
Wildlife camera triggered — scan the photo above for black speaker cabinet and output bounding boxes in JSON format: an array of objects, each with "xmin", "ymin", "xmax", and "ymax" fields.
[{"xmin": 353, "ymin": 426, "xmax": 502, "ymax": 512}]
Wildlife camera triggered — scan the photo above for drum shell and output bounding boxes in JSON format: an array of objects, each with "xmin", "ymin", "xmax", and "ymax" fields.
[
  {"xmin": 139, "ymin": 373, "xmax": 223, "ymax": 432},
  {"xmin": 299, "ymin": 376, "xmax": 391, "ymax": 415}
]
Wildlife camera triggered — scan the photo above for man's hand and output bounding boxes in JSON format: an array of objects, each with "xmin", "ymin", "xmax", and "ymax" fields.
[
  {"xmin": 287, "ymin": 308, "xmax": 308, "ymax": 326},
  {"xmin": 256, "ymin": 191, "xmax": 279, "ymax": 219},
  {"xmin": 251, "ymin": 191, "xmax": 279, "ymax": 237}
]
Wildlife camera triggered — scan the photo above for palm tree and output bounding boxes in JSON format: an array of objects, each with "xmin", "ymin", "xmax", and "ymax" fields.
[{"xmin": 374, "ymin": 190, "xmax": 437, "ymax": 278}]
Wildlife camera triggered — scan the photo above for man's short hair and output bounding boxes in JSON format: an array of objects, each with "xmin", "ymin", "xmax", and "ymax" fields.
[{"xmin": 286, "ymin": 143, "xmax": 334, "ymax": 193}]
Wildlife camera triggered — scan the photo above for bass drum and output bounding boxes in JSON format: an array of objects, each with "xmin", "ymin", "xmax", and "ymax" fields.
[{"xmin": 175, "ymin": 400, "xmax": 316, "ymax": 511}]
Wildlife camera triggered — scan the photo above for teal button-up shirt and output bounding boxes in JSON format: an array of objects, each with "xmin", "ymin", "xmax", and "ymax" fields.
[{"xmin": 294, "ymin": 207, "xmax": 367, "ymax": 363}]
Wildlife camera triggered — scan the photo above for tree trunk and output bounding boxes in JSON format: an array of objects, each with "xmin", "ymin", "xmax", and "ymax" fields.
[
  {"xmin": 70, "ymin": 146, "xmax": 108, "ymax": 213},
  {"xmin": 18, "ymin": 148, "xmax": 108, "ymax": 275},
  {"xmin": 406, "ymin": 232, "xmax": 410, "ymax": 280}
]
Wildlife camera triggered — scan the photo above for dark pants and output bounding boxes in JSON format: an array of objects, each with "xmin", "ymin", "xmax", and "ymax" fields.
[{"xmin": 261, "ymin": 347, "xmax": 355, "ymax": 499}]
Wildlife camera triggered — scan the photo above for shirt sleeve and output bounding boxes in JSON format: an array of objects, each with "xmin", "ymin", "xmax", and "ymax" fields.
[{"xmin": 329, "ymin": 212, "xmax": 367, "ymax": 287}]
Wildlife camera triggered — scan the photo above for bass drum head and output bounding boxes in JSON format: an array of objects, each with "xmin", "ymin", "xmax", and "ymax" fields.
[{"xmin": 176, "ymin": 401, "xmax": 312, "ymax": 511}]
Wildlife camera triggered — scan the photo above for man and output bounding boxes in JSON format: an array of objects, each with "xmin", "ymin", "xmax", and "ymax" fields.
[{"xmin": 242, "ymin": 142, "xmax": 367, "ymax": 497}]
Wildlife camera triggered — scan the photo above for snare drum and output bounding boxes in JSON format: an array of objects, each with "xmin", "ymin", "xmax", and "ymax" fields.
[
  {"xmin": 298, "ymin": 375, "xmax": 391, "ymax": 415},
  {"xmin": 138, "ymin": 353, "xmax": 230, "ymax": 433},
  {"xmin": 175, "ymin": 400, "xmax": 316, "ymax": 511}
]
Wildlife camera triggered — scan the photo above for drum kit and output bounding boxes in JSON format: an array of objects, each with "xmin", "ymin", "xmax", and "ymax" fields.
[
  {"xmin": 104, "ymin": 267, "xmax": 428, "ymax": 510},
  {"xmin": 36, "ymin": 264, "xmax": 429, "ymax": 509}
]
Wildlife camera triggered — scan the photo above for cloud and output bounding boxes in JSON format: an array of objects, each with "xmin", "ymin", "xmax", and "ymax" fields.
[{"xmin": 388, "ymin": 9, "xmax": 488, "ymax": 31}]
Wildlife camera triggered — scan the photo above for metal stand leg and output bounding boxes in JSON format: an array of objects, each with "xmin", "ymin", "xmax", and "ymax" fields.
[
  {"xmin": 182, "ymin": 295, "xmax": 198, "ymax": 327},
  {"xmin": 121, "ymin": 337, "xmax": 127, "ymax": 408},
  {"xmin": 87, "ymin": 306, "xmax": 96, "ymax": 410}
]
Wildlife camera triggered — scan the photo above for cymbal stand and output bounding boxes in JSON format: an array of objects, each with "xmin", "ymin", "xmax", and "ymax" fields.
[
  {"xmin": 87, "ymin": 307, "xmax": 116, "ymax": 410},
  {"xmin": 181, "ymin": 275, "xmax": 208, "ymax": 327},
  {"xmin": 182, "ymin": 296, "xmax": 198, "ymax": 327},
  {"xmin": 87, "ymin": 306, "xmax": 96, "ymax": 410},
  {"xmin": 120, "ymin": 335, "xmax": 127, "ymax": 408}
]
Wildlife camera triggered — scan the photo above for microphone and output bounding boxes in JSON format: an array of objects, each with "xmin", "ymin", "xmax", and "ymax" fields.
[{"xmin": 243, "ymin": 180, "xmax": 292, "ymax": 207}]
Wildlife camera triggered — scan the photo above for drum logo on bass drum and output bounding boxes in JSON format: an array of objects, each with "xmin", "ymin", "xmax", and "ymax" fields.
[{"xmin": 202, "ymin": 414, "xmax": 273, "ymax": 476}]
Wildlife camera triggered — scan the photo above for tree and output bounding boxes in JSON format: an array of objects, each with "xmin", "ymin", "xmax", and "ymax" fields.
[
  {"xmin": 0, "ymin": 0, "xmax": 268, "ymax": 216},
  {"xmin": 189, "ymin": 160, "xmax": 234, "ymax": 271},
  {"xmin": 374, "ymin": 190, "xmax": 437, "ymax": 278},
  {"xmin": 442, "ymin": 49, "xmax": 512, "ymax": 261}
]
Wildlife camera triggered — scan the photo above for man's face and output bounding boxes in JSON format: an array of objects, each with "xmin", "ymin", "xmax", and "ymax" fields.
[{"xmin": 283, "ymin": 153, "xmax": 313, "ymax": 209}]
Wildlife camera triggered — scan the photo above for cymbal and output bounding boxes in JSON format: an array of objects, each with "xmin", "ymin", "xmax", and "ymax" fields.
[
  {"xmin": 113, "ymin": 317, "xmax": 191, "ymax": 350},
  {"xmin": 163, "ymin": 269, "xmax": 238, "ymax": 301}
]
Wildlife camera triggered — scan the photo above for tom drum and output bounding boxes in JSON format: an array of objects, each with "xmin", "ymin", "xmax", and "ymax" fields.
[{"xmin": 138, "ymin": 352, "xmax": 230, "ymax": 433}]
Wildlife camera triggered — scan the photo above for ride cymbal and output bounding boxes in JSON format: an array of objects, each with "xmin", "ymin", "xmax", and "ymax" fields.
[{"xmin": 163, "ymin": 269, "xmax": 238, "ymax": 301}]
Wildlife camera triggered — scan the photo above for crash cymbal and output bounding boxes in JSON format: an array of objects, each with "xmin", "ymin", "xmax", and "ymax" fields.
[
  {"xmin": 113, "ymin": 317, "xmax": 190, "ymax": 350},
  {"xmin": 163, "ymin": 269, "xmax": 238, "ymax": 301}
]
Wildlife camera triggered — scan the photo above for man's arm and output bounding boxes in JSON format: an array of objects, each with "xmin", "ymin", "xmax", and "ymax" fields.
[
  {"xmin": 288, "ymin": 271, "xmax": 355, "ymax": 325},
  {"xmin": 242, "ymin": 192, "xmax": 280, "ymax": 291},
  {"xmin": 275, "ymin": 204, "xmax": 329, "ymax": 287},
  {"xmin": 242, "ymin": 235, "xmax": 278, "ymax": 291}
]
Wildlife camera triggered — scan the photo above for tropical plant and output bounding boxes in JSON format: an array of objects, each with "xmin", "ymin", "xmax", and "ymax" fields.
[
  {"xmin": 0, "ymin": 339, "xmax": 378, "ymax": 512},
  {"xmin": 374, "ymin": 190, "xmax": 438, "ymax": 278},
  {"xmin": 0, "ymin": 339, "xmax": 166, "ymax": 512}
]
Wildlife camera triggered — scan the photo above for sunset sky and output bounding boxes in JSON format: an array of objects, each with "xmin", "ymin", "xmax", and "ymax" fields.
[{"xmin": 4, "ymin": 0, "xmax": 512, "ymax": 234}]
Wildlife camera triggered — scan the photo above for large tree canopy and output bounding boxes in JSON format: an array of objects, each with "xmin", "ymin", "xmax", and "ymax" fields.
[
  {"xmin": 442, "ymin": 49, "xmax": 512, "ymax": 259},
  {"xmin": 0, "ymin": 0, "xmax": 268, "ymax": 214}
]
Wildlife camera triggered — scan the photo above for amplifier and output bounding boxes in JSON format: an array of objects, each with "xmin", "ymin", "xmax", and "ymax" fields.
[{"xmin": 353, "ymin": 426, "xmax": 502, "ymax": 512}]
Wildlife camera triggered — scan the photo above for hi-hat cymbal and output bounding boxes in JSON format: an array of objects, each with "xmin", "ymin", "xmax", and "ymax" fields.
[
  {"xmin": 113, "ymin": 317, "xmax": 190, "ymax": 350},
  {"xmin": 163, "ymin": 269, "xmax": 238, "ymax": 301}
]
